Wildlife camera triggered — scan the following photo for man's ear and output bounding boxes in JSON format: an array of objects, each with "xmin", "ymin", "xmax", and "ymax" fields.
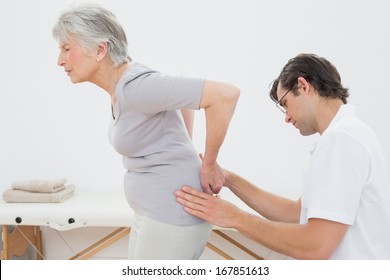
[
  {"xmin": 96, "ymin": 42, "xmax": 108, "ymax": 61},
  {"xmin": 297, "ymin": 77, "xmax": 312, "ymax": 95}
]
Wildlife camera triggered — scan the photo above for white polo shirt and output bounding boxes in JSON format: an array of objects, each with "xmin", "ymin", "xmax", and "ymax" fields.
[{"xmin": 300, "ymin": 105, "xmax": 390, "ymax": 259}]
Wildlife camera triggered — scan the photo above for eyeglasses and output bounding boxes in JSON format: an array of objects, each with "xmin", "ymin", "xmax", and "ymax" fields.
[{"xmin": 275, "ymin": 87, "xmax": 293, "ymax": 114}]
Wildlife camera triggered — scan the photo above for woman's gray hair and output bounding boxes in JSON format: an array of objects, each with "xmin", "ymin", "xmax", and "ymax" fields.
[{"xmin": 52, "ymin": 2, "xmax": 131, "ymax": 67}]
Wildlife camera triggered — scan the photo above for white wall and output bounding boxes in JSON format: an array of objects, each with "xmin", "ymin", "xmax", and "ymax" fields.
[{"xmin": 1, "ymin": 0, "xmax": 389, "ymax": 258}]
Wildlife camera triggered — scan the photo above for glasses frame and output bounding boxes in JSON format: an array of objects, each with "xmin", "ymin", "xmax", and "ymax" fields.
[{"xmin": 275, "ymin": 86, "xmax": 293, "ymax": 114}]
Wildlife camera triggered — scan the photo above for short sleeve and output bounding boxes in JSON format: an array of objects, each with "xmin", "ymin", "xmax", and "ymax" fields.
[
  {"xmin": 122, "ymin": 72, "xmax": 205, "ymax": 114},
  {"xmin": 305, "ymin": 131, "xmax": 370, "ymax": 225}
]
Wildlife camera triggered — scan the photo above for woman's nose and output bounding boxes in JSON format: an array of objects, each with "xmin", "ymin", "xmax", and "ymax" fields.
[{"xmin": 57, "ymin": 54, "xmax": 65, "ymax": 67}]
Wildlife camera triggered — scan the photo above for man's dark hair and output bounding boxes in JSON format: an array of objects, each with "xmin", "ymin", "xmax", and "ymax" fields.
[{"xmin": 269, "ymin": 53, "xmax": 349, "ymax": 104}]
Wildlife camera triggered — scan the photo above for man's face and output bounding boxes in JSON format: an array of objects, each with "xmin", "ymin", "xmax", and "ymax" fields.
[{"xmin": 276, "ymin": 82, "xmax": 316, "ymax": 136}]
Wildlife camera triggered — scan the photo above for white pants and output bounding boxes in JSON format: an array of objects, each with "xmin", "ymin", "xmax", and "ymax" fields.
[{"xmin": 128, "ymin": 213, "xmax": 212, "ymax": 260}]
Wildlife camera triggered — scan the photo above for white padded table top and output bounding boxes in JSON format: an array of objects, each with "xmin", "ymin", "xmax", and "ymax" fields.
[{"xmin": 0, "ymin": 191, "xmax": 133, "ymax": 231}]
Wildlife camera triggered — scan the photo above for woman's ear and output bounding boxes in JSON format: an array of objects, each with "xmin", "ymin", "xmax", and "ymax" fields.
[{"xmin": 96, "ymin": 42, "xmax": 108, "ymax": 62}]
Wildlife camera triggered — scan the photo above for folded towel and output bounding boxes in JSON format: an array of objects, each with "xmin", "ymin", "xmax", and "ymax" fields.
[
  {"xmin": 11, "ymin": 178, "xmax": 67, "ymax": 193},
  {"xmin": 3, "ymin": 184, "xmax": 75, "ymax": 203}
]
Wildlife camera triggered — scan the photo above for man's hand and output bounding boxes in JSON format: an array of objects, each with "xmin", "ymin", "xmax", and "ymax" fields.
[{"xmin": 175, "ymin": 185, "xmax": 241, "ymax": 228}]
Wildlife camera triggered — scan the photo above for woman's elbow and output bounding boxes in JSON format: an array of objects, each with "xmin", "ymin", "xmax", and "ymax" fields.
[
  {"xmin": 230, "ymin": 84, "xmax": 241, "ymax": 101},
  {"xmin": 224, "ymin": 83, "xmax": 240, "ymax": 105}
]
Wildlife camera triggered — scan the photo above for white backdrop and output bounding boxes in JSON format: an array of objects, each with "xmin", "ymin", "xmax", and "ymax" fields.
[{"xmin": 1, "ymin": 0, "xmax": 389, "ymax": 214}]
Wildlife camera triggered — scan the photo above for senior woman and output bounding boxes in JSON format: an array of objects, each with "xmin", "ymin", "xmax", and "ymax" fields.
[{"xmin": 52, "ymin": 3, "xmax": 239, "ymax": 259}]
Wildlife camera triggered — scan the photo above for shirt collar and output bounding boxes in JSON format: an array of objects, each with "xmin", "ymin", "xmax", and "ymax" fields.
[
  {"xmin": 309, "ymin": 104, "xmax": 356, "ymax": 155},
  {"xmin": 324, "ymin": 104, "xmax": 356, "ymax": 133}
]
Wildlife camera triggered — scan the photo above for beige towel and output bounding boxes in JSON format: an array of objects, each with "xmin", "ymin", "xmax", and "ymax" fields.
[
  {"xmin": 3, "ymin": 184, "xmax": 75, "ymax": 203},
  {"xmin": 11, "ymin": 178, "xmax": 67, "ymax": 193}
]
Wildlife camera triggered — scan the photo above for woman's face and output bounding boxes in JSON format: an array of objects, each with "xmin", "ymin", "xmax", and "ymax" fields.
[{"xmin": 57, "ymin": 36, "xmax": 98, "ymax": 84}]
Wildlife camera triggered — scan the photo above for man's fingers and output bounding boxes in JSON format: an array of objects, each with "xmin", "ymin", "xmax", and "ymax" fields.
[
  {"xmin": 175, "ymin": 186, "xmax": 217, "ymax": 210},
  {"xmin": 181, "ymin": 185, "xmax": 211, "ymax": 199},
  {"xmin": 175, "ymin": 192, "xmax": 210, "ymax": 221},
  {"xmin": 183, "ymin": 206, "xmax": 207, "ymax": 220},
  {"xmin": 176, "ymin": 196, "xmax": 203, "ymax": 211},
  {"xmin": 175, "ymin": 189, "xmax": 205, "ymax": 207}
]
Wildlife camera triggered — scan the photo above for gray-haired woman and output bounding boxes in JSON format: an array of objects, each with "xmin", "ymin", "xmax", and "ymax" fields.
[{"xmin": 52, "ymin": 3, "xmax": 239, "ymax": 259}]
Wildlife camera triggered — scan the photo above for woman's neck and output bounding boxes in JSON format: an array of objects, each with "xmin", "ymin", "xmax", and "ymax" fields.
[{"xmin": 91, "ymin": 62, "xmax": 130, "ymax": 97}]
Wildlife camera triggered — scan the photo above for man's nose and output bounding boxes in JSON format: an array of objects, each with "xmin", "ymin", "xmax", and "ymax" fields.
[{"xmin": 285, "ymin": 113, "xmax": 292, "ymax": 123}]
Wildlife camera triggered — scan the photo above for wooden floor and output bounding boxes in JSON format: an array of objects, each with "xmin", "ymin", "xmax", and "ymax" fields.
[{"xmin": 200, "ymin": 229, "xmax": 291, "ymax": 260}]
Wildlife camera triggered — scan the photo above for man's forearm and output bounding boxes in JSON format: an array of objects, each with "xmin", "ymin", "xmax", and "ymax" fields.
[{"xmin": 226, "ymin": 170, "xmax": 300, "ymax": 223}]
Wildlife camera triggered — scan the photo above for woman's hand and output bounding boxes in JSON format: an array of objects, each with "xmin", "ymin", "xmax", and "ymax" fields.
[
  {"xmin": 198, "ymin": 153, "xmax": 225, "ymax": 194},
  {"xmin": 201, "ymin": 160, "xmax": 226, "ymax": 194}
]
